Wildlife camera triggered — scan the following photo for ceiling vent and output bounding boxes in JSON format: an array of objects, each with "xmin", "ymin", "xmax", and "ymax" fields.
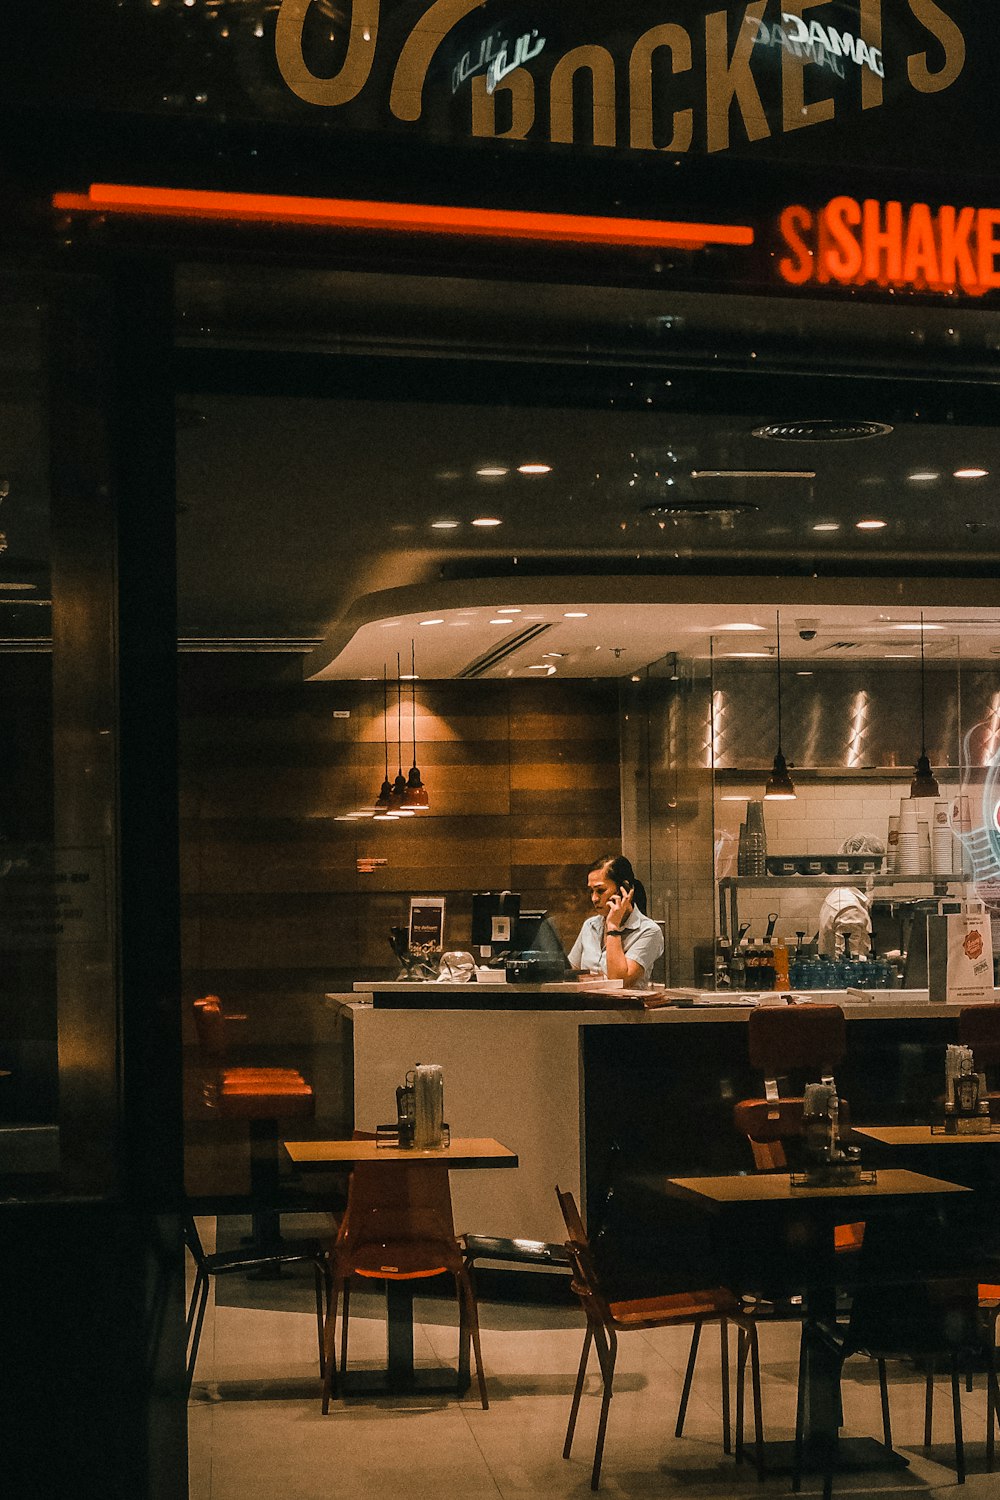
[
  {"xmin": 819, "ymin": 640, "xmax": 866, "ymax": 652},
  {"xmin": 751, "ymin": 420, "xmax": 893, "ymax": 441},
  {"xmin": 459, "ymin": 622, "xmax": 552, "ymax": 678}
]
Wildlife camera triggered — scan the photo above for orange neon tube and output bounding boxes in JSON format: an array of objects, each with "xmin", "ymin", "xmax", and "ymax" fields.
[{"xmin": 51, "ymin": 183, "xmax": 754, "ymax": 250}]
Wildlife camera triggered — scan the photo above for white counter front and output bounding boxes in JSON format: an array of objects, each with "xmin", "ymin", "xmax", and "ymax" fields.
[{"xmin": 326, "ymin": 985, "xmax": 982, "ymax": 1244}]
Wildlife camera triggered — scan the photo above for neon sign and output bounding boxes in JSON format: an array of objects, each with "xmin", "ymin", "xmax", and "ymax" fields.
[{"xmin": 777, "ymin": 197, "xmax": 1000, "ymax": 296}]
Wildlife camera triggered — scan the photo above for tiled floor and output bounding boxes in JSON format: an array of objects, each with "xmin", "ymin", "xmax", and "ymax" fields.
[{"xmin": 188, "ymin": 1218, "xmax": 998, "ymax": 1499}]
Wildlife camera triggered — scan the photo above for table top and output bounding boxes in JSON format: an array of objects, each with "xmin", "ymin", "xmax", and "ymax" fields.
[
  {"xmin": 283, "ymin": 1137, "xmax": 518, "ymax": 1169},
  {"xmin": 853, "ymin": 1124, "xmax": 1000, "ymax": 1146},
  {"xmin": 667, "ymin": 1168, "xmax": 970, "ymax": 1206}
]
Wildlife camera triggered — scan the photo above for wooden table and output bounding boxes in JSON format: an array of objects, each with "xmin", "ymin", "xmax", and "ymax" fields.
[
  {"xmin": 853, "ymin": 1125, "xmax": 1000, "ymax": 1146},
  {"xmin": 284, "ymin": 1137, "xmax": 518, "ymax": 1393},
  {"xmin": 665, "ymin": 1169, "xmax": 970, "ymax": 1479}
]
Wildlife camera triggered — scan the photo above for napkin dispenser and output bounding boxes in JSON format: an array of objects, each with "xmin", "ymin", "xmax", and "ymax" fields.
[{"xmin": 393, "ymin": 1063, "xmax": 447, "ymax": 1148}]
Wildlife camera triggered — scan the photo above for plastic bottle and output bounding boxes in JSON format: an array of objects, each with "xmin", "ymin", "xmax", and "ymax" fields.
[{"xmin": 773, "ymin": 938, "xmax": 790, "ymax": 989}]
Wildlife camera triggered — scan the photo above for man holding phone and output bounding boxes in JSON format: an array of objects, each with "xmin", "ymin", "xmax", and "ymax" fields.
[{"xmin": 568, "ymin": 854, "xmax": 664, "ymax": 984}]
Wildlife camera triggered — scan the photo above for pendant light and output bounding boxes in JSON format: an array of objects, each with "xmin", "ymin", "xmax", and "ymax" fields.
[
  {"xmin": 764, "ymin": 609, "xmax": 796, "ymax": 800},
  {"xmin": 910, "ymin": 611, "xmax": 940, "ymax": 798},
  {"xmin": 388, "ymin": 652, "xmax": 408, "ymax": 810},
  {"xmin": 373, "ymin": 665, "xmax": 394, "ymax": 815},
  {"xmin": 401, "ymin": 638, "xmax": 429, "ymax": 811}
]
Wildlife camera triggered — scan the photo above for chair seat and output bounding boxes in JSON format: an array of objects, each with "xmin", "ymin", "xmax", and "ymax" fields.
[
  {"xmin": 201, "ymin": 1236, "xmax": 328, "ymax": 1276},
  {"xmin": 463, "ymin": 1233, "xmax": 571, "ymax": 1269},
  {"xmin": 217, "ymin": 1068, "xmax": 315, "ymax": 1119},
  {"xmin": 609, "ymin": 1286, "xmax": 740, "ymax": 1329}
]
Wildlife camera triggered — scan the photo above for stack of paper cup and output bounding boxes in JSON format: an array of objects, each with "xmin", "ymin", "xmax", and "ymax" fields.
[
  {"xmin": 896, "ymin": 797, "xmax": 920, "ymax": 874},
  {"xmin": 931, "ymin": 799, "xmax": 953, "ymax": 875},
  {"xmin": 885, "ymin": 814, "xmax": 900, "ymax": 874},
  {"xmin": 953, "ymin": 794, "xmax": 974, "ymax": 877},
  {"xmin": 917, "ymin": 816, "xmax": 932, "ymax": 875}
]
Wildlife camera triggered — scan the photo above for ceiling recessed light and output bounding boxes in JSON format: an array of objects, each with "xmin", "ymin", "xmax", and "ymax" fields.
[
  {"xmin": 812, "ymin": 522, "xmax": 841, "ymax": 532},
  {"xmin": 894, "ymin": 622, "xmax": 943, "ymax": 631},
  {"xmin": 517, "ymin": 463, "xmax": 552, "ymax": 475},
  {"xmin": 884, "ymin": 653, "xmax": 918, "ymax": 659},
  {"xmin": 908, "ymin": 471, "xmax": 939, "ymax": 482},
  {"xmin": 543, "ymin": 652, "xmax": 566, "ymax": 659},
  {"xmin": 564, "ymin": 611, "xmax": 588, "ymax": 618},
  {"xmin": 380, "ymin": 620, "xmax": 400, "ymax": 627},
  {"xmin": 399, "ymin": 673, "xmax": 418, "ymax": 680},
  {"xmin": 726, "ymin": 651, "xmax": 772, "ymax": 658},
  {"xmin": 476, "ymin": 466, "xmax": 508, "ymax": 478},
  {"xmin": 431, "ymin": 519, "xmax": 460, "ymax": 529},
  {"xmin": 528, "ymin": 663, "xmax": 555, "ymax": 672},
  {"xmin": 420, "ymin": 619, "xmax": 444, "ymax": 626},
  {"xmin": 856, "ymin": 518, "xmax": 887, "ymax": 530},
  {"xmin": 496, "ymin": 607, "xmax": 521, "ymax": 614},
  {"xmin": 796, "ymin": 671, "xmax": 813, "ymax": 676},
  {"xmin": 955, "ymin": 467, "xmax": 989, "ymax": 479},
  {"xmin": 488, "ymin": 618, "xmax": 514, "ymax": 625},
  {"xmin": 472, "ymin": 516, "xmax": 502, "ymax": 527},
  {"xmin": 0, "ymin": 582, "xmax": 36, "ymax": 591},
  {"xmin": 715, "ymin": 623, "xmax": 765, "ymax": 632}
]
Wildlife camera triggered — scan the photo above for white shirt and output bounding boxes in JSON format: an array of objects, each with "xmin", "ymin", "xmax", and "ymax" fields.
[
  {"xmin": 818, "ymin": 886, "xmax": 872, "ymax": 957},
  {"xmin": 568, "ymin": 908, "xmax": 664, "ymax": 983}
]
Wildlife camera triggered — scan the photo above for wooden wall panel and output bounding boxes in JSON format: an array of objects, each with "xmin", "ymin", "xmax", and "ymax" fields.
[{"xmin": 180, "ymin": 661, "xmax": 623, "ymax": 1021}]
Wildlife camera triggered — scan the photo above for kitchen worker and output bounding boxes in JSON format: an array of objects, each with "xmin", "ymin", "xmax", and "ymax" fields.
[{"xmin": 568, "ymin": 853, "xmax": 664, "ymax": 984}]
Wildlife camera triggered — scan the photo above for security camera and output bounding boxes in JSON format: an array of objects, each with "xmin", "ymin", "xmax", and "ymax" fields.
[{"xmin": 796, "ymin": 619, "xmax": 819, "ymax": 641}]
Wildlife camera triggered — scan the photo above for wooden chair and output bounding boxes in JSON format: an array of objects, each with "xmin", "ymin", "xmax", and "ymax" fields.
[
  {"xmin": 321, "ymin": 1158, "xmax": 488, "ymax": 1411},
  {"xmin": 556, "ymin": 1186, "xmax": 763, "ymax": 1491},
  {"xmin": 959, "ymin": 1003, "xmax": 1000, "ymax": 1117},
  {"xmin": 183, "ymin": 1213, "xmax": 332, "ymax": 1393},
  {"xmin": 735, "ymin": 1003, "xmax": 864, "ymax": 1255},
  {"xmin": 795, "ymin": 1226, "xmax": 1000, "ymax": 1497},
  {"xmin": 193, "ymin": 995, "xmax": 316, "ymax": 1250}
]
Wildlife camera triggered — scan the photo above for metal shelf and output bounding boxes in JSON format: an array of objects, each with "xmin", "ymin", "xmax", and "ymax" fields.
[{"xmin": 719, "ymin": 873, "xmax": 966, "ymax": 943}]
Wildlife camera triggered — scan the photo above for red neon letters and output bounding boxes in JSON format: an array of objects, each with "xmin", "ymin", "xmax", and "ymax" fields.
[{"xmin": 777, "ymin": 197, "xmax": 1000, "ymax": 295}]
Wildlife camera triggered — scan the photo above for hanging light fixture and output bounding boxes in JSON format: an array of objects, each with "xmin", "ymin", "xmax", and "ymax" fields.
[
  {"xmin": 402, "ymin": 638, "xmax": 429, "ymax": 811},
  {"xmin": 764, "ymin": 610, "xmax": 796, "ymax": 800},
  {"xmin": 372, "ymin": 665, "xmax": 394, "ymax": 815},
  {"xmin": 388, "ymin": 653, "xmax": 408, "ymax": 810},
  {"xmin": 910, "ymin": 611, "xmax": 940, "ymax": 798}
]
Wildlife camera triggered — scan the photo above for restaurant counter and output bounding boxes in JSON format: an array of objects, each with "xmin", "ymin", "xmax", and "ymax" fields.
[{"xmin": 326, "ymin": 985, "xmax": 995, "ymax": 1246}]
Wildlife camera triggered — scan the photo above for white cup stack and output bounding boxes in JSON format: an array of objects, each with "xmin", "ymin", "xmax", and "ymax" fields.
[
  {"xmin": 952, "ymin": 794, "xmax": 974, "ymax": 877},
  {"xmin": 885, "ymin": 814, "xmax": 900, "ymax": 874},
  {"xmin": 917, "ymin": 816, "xmax": 932, "ymax": 875},
  {"xmin": 931, "ymin": 799, "xmax": 954, "ymax": 875},
  {"xmin": 896, "ymin": 797, "xmax": 920, "ymax": 875}
]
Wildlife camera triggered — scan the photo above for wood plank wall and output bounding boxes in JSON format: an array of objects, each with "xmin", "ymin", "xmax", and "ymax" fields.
[{"xmin": 180, "ymin": 655, "xmax": 622, "ymax": 1014}]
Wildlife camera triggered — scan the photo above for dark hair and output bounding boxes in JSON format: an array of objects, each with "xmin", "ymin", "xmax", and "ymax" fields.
[{"xmin": 588, "ymin": 854, "xmax": 648, "ymax": 913}]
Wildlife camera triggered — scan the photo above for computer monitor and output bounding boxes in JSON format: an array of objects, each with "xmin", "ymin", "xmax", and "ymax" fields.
[{"xmin": 515, "ymin": 911, "xmax": 572, "ymax": 972}]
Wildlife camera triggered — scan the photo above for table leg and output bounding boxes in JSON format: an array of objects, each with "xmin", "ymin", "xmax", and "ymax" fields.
[
  {"xmin": 386, "ymin": 1280, "xmax": 416, "ymax": 1393},
  {"xmin": 248, "ymin": 1118, "xmax": 283, "ymax": 1260}
]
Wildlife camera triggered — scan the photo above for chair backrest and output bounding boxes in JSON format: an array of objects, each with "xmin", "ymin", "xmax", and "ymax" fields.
[
  {"xmin": 193, "ymin": 995, "xmax": 227, "ymax": 1063},
  {"xmin": 337, "ymin": 1160, "xmax": 462, "ymax": 1278},
  {"xmin": 748, "ymin": 1002, "xmax": 846, "ymax": 1078},
  {"xmin": 959, "ymin": 1004, "xmax": 1000, "ymax": 1069},
  {"xmin": 555, "ymin": 1186, "xmax": 615, "ymax": 1329}
]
